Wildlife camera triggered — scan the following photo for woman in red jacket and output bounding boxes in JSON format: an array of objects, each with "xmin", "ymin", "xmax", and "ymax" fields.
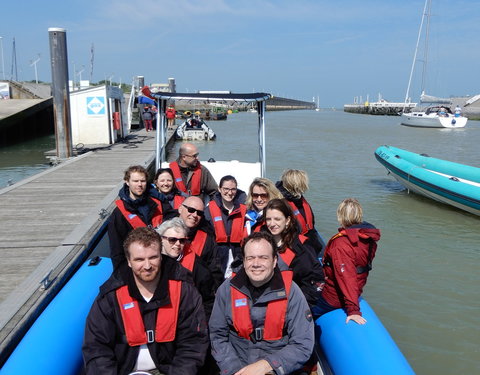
[{"xmin": 313, "ymin": 198, "xmax": 381, "ymax": 324}]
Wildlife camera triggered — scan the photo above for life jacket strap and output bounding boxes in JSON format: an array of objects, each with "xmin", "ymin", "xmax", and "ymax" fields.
[
  {"xmin": 249, "ymin": 327, "xmax": 264, "ymax": 343},
  {"xmin": 146, "ymin": 330, "xmax": 155, "ymax": 344}
]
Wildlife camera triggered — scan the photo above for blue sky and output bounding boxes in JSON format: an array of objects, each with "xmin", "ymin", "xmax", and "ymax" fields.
[{"xmin": 1, "ymin": 0, "xmax": 479, "ymax": 107}]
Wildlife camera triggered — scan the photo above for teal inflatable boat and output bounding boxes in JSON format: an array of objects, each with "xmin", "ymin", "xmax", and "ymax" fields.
[{"xmin": 375, "ymin": 145, "xmax": 480, "ymax": 216}]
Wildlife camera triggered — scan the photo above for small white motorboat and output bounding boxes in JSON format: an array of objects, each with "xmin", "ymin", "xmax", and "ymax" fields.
[{"xmin": 175, "ymin": 116, "xmax": 216, "ymax": 141}]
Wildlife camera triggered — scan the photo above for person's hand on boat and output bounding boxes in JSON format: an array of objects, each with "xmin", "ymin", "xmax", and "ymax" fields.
[
  {"xmin": 346, "ymin": 314, "xmax": 367, "ymax": 325},
  {"xmin": 234, "ymin": 359, "xmax": 273, "ymax": 375}
]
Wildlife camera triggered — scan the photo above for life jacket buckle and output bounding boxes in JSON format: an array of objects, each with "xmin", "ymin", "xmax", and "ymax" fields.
[
  {"xmin": 250, "ymin": 327, "xmax": 263, "ymax": 343},
  {"xmin": 146, "ymin": 330, "xmax": 155, "ymax": 343}
]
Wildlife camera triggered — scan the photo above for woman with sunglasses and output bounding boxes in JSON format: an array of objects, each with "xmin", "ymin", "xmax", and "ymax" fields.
[
  {"xmin": 276, "ymin": 169, "xmax": 324, "ymax": 256},
  {"xmin": 244, "ymin": 177, "xmax": 283, "ymax": 235},
  {"xmin": 150, "ymin": 168, "xmax": 187, "ymax": 210},
  {"xmin": 205, "ymin": 175, "xmax": 247, "ymax": 278},
  {"xmin": 264, "ymin": 198, "xmax": 325, "ymax": 308},
  {"xmin": 155, "ymin": 217, "xmax": 218, "ymax": 320}
]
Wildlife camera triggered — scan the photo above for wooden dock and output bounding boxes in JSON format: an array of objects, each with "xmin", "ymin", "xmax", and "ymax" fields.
[{"xmin": 0, "ymin": 128, "xmax": 175, "ymax": 358}]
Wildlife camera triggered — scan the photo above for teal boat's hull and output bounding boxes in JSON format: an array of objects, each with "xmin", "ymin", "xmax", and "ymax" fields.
[{"xmin": 375, "ymin": 145, "xmax": 480, "ymax": 215}]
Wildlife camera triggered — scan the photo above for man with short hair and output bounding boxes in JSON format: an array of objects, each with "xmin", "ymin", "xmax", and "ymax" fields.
[
  {"xmin": 83, "ymin": 227, "xmax": 208, "ymax": 375},
  {"xmin": 177, "ymin": 196, "xmax": 223, "ymax": 318},
  {"xmin": 169, "ymin": 143, "xmax": 218, "ymax": 200},
  {"xmin": 108, "ymin": 165, "xmax": 176, "ymax": 270},
  {"xmin": 209, "ymin": 232, "xmax": 314, "ymax": 375}
]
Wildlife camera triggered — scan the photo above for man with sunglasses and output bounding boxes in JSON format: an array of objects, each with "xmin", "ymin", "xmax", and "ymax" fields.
[
  {"xmin": 169, "ymin": 143, "xmax": 218, "ymax": 201},
  {"xmin": 177, "ymin": 197, "xmax": 223, "ymax": 318},
  {"xmin": 83, "ymin": 227, "xmax": 208, "ymax": 375}
]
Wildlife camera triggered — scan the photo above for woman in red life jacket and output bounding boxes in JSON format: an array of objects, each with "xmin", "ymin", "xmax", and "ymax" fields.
[
  {"xmin": 312, "ymin": 198, "xmax": 381, "ymax": 325},
  {"xmin": 155, "ymin": 217, "xmax": 218, "ymax": 320},
  {"xmin": 205, "ymin": 175, "xmax": 247, "ymax": 278},
  {"xmin": 245, "ymin": 177, "xmax": 283, "ymax": 235},
  {"xmin": 263, "ymin": 198, "xmax": 324, "ymax": 308},
  {"xmin": 276, "ymin": 169, "xmax": 324, "ymax": 256},
  {"xmin": 150, "ymin": 168, "xmax": 187, "ymax": 210}
]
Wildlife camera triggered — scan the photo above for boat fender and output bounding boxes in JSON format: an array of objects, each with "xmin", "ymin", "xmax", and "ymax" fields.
[{"xmin": 451, "ymin": 119, "xmax": 456, "ymax": 125}]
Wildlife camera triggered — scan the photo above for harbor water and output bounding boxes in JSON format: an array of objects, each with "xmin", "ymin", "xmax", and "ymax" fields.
[
  {"xmin": 2, "ymin": 110, "xmax": 480, "ymax": 374},
  {"xmin": 0, "ymin": 135, "xmax": 54, "ymax": 188}
]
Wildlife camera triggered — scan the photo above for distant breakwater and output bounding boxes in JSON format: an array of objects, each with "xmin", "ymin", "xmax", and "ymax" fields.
[{"xmin": 174, "ymin": 96, "xmax": 315, "ymax": 112}]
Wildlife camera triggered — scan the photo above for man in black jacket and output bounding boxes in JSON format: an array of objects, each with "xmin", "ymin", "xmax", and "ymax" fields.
[
  {"xmin": 83, "ymin": 227, "xmax": 208, "ymax": 375},
  {"xmin": 177, "ymin": 196, "xmax": 223, "ymax": 318},
  {"xmin": 108, "ymin": 165, "xmax": 176, "ymax": 270}
]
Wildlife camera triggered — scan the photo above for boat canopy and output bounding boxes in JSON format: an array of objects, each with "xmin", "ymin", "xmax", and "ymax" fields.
[
  {"xmin": 141, "ymin": 87, "xmax": 272, "ymax": 175},
  {"xmin": 144, "ymin": 90, "xmax": 271, "ymax": 104}
]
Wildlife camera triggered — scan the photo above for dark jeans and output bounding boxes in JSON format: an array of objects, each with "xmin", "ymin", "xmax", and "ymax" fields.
[{"xmin": 311, "ymin": 294, "xmax": 336, "ymax": 319}]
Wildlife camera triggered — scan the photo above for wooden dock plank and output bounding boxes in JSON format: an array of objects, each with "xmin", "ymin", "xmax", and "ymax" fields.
[{"xmin": 0, "ymin": 129, "xmax": 159, "ymax": 312}]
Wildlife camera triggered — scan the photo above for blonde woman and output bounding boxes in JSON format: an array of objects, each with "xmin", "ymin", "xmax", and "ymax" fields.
[
  {"xmin": 312, "ymin": 198, "xmax": 381, "ymax": 324},
  {"xmin": 276, "ymin": 169, "xmax": 323, "ymax": 255},
  {"xmin": 244, "ymin": 177, "xmax": 283, "ymax": 234}
]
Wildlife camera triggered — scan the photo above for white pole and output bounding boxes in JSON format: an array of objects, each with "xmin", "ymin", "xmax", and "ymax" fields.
[{"xmin": 0, "ymin": 37, "xmax": 5, "ymax": 80}]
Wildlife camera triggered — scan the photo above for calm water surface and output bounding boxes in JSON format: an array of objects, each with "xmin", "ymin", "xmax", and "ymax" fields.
[
  {"xmin": 0, "ymin": 135, "xmax": 54, "ymax": 188},
  {"xmin": 3, "ymin": 111, "xmax": 479, "ymax": 374}
]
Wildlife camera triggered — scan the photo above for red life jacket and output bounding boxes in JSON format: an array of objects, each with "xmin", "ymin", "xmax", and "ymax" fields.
[
  {"xmin": 173, "ymin": 194, "xmax": 186, "ymax": 210},
  {"xmin": 180, "ymin": 230, "xmax": 208, "ymax": 272},
  {"xmin": 166, "ymin": 108, "xmax": 176, "ymax": 119},
  {"xmin": 279, "ymin": 235, "xmax": 307, "ymax": 267},
  {"xmin": 208, "ymin": 201, "xmax": 247, "ymax": 244},
  {"xmin": 169, "ymin": 161, "xmax": 202, "ymax": 196},
  {"xmin": 288, "ymin": 198, "xmax": 314, "ymax": 234},
  {"xmin": 116, "ymin": 280, "xmax": 182, "ymax": 346},
  {"xmin": 115, "ymin": 197, "xmax": 164, "ymax": 228},
  {"xmin": 230, "ymin": 270, "xmax": 293, "ymax": 341}
]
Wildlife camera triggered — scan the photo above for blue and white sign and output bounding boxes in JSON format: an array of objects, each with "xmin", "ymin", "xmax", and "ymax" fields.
[{"xmin": 87, "ymin": 96, "xmax": 105, "ymax": 115}]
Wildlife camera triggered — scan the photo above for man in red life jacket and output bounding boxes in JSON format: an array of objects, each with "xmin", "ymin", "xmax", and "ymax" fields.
[
  {"xmin": 83, "ymin": 227, "xmax": 208, "ymax": 375},
  {"xmin": 209, "ymin": 232, "xmax": 314, "ymax": 375},
  {"xmin": 169, "ymin": 143, "xmax": 218, "ymax": 201},
  {"xmin": 108, "ymin": 165, "xmax": 176, "ymax": 271},
  {"xmin": 177, "ymin": 196, "xmax": 223, "ymax": 318}
]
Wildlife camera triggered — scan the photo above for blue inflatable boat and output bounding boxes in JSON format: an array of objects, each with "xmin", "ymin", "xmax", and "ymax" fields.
[
  {"xmin": 0, "ymin": 255, "xmax": 415, "ymax": 375},
  {"xmin": 316, "ymin": 298, "xmax": 415, "ymax": 375},
  {"xmin": 375, "ymin": 145, "xmax": 480, "ymax": 216},
  {"xmin": 0, "ymin": 257, "xmax": 112, "ymax": 375}
]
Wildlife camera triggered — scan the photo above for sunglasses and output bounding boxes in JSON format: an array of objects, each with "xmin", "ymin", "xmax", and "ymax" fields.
[
  {"xmin": 252, "ymin": 193, "xmax": 268, "ymax": 199},
  {"xmin": 182, "ymin": 204, "xmax": 204, "ymax": 217},
  {"xmin": 161, "ymin": 236, "xmax": 187, "ymax": 245}
]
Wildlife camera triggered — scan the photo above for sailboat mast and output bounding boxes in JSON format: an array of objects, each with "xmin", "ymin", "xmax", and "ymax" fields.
[
  {"xmin": 403, "ymin": 0, "xmax": 430, "ymax": 110},
  {"xmin": 420, "ymin": 0, "xmax": 432, "ymax": 95}
]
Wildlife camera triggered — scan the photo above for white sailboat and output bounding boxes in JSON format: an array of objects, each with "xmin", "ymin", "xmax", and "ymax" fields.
[
  {"xmin": 315, "ymin": 95, "xmax": 320, "ymax": 111},
  {"xmin": 401, "ymin": 0, "xmax": 467, "ymax": 128}
]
